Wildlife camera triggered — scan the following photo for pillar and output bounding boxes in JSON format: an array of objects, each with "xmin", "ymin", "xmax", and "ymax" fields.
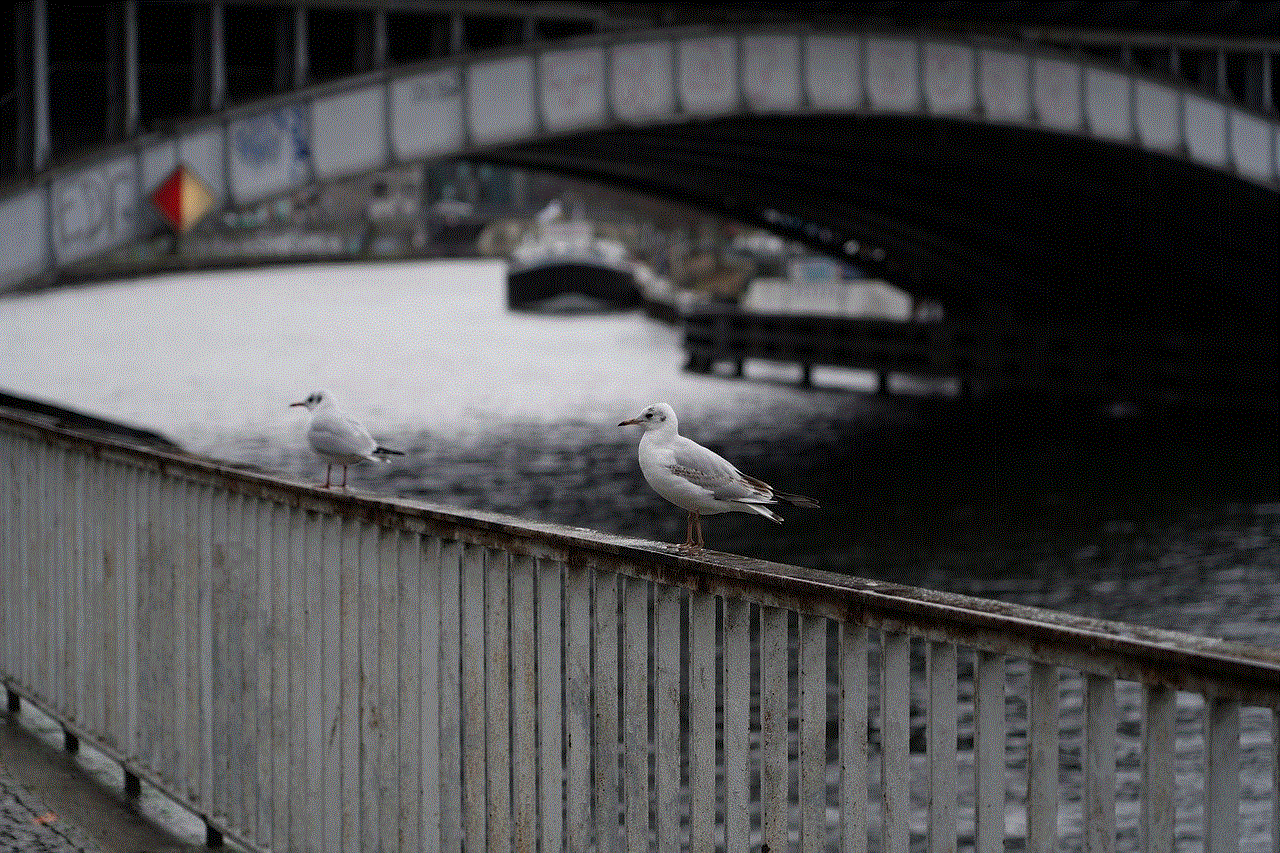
[
  {"xmin": 210, "ymin": 1, "xmax": 225, "ymax": 111},
  {"xmin": 32, "ymin": 0, "xmax": 50, "ymax": 170},
  {"xmin": 105, "ymin": 1, "xmax": 138, "ymax": 139},
  {"xmin": 294, "ymin": 4, "xmax": 308, "ymax": 88}
]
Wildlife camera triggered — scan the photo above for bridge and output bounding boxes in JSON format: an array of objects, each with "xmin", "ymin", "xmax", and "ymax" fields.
[{"xmin": 1, "ymin": 2, "xmax": 1277, "ymax": 341}]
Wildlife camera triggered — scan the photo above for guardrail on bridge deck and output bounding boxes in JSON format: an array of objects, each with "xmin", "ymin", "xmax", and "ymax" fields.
[{"xmin": 1, "ymin": 407, "xmax": 1278, "ymax": 853}]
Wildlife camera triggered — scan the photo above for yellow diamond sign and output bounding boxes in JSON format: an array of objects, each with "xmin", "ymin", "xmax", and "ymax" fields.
[{"xmin": 151, "ymin": 164, "xmax": 215, "ymax": 234}]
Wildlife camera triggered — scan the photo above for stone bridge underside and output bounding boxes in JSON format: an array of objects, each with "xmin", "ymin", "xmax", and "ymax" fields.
[
  {"xmin": 2, "ymin": 22, "xmax": 1276, "ymax": 339},
  {"xmin": 481, "ymin": 112, "xmax": 1278, "ymax": 331}
]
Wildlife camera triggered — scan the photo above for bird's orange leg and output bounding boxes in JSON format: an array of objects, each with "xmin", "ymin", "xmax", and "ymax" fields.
[
  {"xmin": 322, "ymin": 464, "xmax": 333, "ymax": 489},
  {"xmin": 694, "ymin": 511, "xmax": 704, "ymax": 549}
]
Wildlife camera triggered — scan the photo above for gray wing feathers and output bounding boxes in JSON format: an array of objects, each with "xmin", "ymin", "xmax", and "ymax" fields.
[
  {"xmin": 670, "ymin": 437, "xmax": 774, "ymax": 502},
  {"xmin": 310, "ymin": 413, "xmax": 377, "ymax": 458}
]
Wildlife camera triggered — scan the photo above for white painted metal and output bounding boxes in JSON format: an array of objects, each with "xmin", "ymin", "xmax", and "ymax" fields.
[
  {"xmin": 536, "ymin": 558, "xmax": 563, "ymax": 853},
  {"xmin": 974, "ymin": 651, "xmax": 1005, "ymax": 853},
  {"xmin": 723, "ymin": 598, "xmax": 751, "ymax": 853},
  {"xmin": 439, "ymin": 539, "xmax": 462, "ymax": 853},
  {"xmin": 1084, "ymin": 674, "xmax": 1117, "ymax": 853},
  {"xmin": 595, "ymin": 572, "xmax": 621, "ymax": 853},
  {"xmin": 1027, "ymin": 662, "xmax": 1059, "ymax": 853},
  {"xmin": 413, "ymin": 534, "xmax": 441, "ymax": 853},
  {"xmin": 285, "ymin": 503, "xmax": 307, "ymax": 848},
  {"xmin": 881, "ymin": 632, "xmax": 911, "ymax": 853},
  {"xmin": 800, "ymin": 614, "xmax": 827, "ymax": 852},
  {"xmin": 566, "ymin": 564, "xmax": 591, "ymax": 853},
  {"xmin": 1204, "ymin": 697, "xmax": 1240, "ymax": 853},
  {"xmin": 622, "ymin": 578, "xmax": 649, "ymax": 853},
  {"xmin": 654, "ymin": 584, "xmax": 681, "ymax": 852},
  {"xmin": 3, "ymin": 415, "xmax": 1280, "ymax": 853},
  {"xmin": 760, "ymin": 605, "xmax": 789, "ymax": 853},
  {"xmin": 320, "ymin": 512, "xmax": 342, "ymax": 853},
  {"xmin": 377, "ymin": 528, "xmax": 401, "ymax": 853},
  {"xmin": 689, "ymin": 592, "xmax": 716, "ymax": 853},
  {"xmin": 1273, "ymin": 711, "xmax": 1279, "ymax": 853},
  {"xmin": 928, "ymin": 642, "xmax": 958, "ymax": 853},
  {"xmin": 841, "ymin": 623, "xmax": 869, "ymax": 853},
  {"xmin": 340, "ymin": 517, "xmax": 361, "ymax": 850},
  {"xmin": 486, "ymin": 548, "xmax": 512, "ymax": 853},
  {"xmin": 461, "ymin": 542, "xmax": 486, "ymax": 852},
  {"xmin": 1140, "ymin": 684, "xmax": 1175, "ymax": 853},
  {"xmin": 511, "ymin": 553, "xmax": 537, "ymax": 853}
]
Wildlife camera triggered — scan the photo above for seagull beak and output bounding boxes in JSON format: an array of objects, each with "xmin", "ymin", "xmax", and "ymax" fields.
[
  {"xmin": 289, "ymin": 401, "xmax": 307, "ymax": 408},
  {"xmin": 618, "ymin": 417, "xmax": 642, "ymax": 426}
]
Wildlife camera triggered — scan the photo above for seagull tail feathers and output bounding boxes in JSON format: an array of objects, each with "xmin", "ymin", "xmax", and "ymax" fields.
[
  {"xmin": 738, "ymin": 502, "xmax": 784, "ymax": 523},
  {"xmin": 775, "ymin": 491, "xmax": 819, "ymax": 509}
]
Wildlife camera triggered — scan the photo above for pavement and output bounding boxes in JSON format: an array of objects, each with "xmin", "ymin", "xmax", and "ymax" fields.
[{"xmin": 0, "ymin": 696, "xmax": 203, "ymax": 853}]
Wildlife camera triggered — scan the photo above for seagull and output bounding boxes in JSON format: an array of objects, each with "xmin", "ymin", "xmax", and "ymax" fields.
[
  {"xmin": 289, "ymin": 390, "xmax": 403, "ymax": 489},
  {"xmin": 619, "ymin": 402, "xmax": 818, "ymax": 548}
]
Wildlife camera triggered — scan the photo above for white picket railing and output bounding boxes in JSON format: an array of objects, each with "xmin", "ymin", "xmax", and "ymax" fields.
[{"xmin": 1, "ymin": 407, "xmax": 1278, "ymax": 853}]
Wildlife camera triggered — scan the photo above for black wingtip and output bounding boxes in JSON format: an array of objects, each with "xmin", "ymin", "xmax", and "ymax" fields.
[
  {"xmin": 776, "ymin": 491, "xmax": 820, "ymax": 509},
  {"xmin": 374, "ymin": 446, "xmax": 404, "ymax": 456}
]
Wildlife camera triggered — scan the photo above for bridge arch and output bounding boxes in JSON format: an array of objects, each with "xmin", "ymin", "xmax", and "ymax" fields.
[{"xmin": 1, "ymin": 23, "xmax": 1277, "ymax": 319}]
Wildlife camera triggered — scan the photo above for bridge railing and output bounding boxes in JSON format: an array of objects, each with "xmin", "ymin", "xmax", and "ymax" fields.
[{"xmin": 2, "ymin": 407, "xmax": 1278, "ymax": 853}]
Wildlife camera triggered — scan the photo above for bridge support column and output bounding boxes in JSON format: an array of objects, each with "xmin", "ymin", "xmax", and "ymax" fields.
[
  {"xmin": 293, "ymin": 4, "xmax": 308, "ymax": 89},
  {"xmin": 190, "ymin": 2, "xmax": 225, "ymax": 113},
  {"xmin": 16, "ymin": 0, "xmax": 51, "ymax": 172},
  {"xmin": 105, "ymin": 1, "xmax": 139, "ymax": 140}
]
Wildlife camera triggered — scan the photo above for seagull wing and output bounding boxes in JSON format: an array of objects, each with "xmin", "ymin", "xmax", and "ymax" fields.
[
  {"xmin": 309, "ymin": 411, "xmax": 377, "ymax": 458},
  {"xmin": 670, "ymin": 435, "xmax": 774, "ymax": 503}
]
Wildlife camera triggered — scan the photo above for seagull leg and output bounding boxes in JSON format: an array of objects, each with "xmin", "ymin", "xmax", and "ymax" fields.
[
  {"xmin": 694, "ymin": 512, "xmax": 704, "ymax": 549},
  {"xmin": 683, "ymin": 512, "xmax": 695, "ymax": 548},
  {"xmin": 322, "ymin": 464, "xmax": 332, "ymax": 489},
  {"xmin": 340, "ymin": 465, "xmax": 349, "ymax": 489}
]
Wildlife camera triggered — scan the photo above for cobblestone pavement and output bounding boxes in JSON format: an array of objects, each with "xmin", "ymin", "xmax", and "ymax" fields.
[
  {"xmin": 1, "ymin": 701, "xmax": 202, "ymax": 853},
  {"xmin": 0, "ymin": 764, "xmax": 105, "ymax": 853}
]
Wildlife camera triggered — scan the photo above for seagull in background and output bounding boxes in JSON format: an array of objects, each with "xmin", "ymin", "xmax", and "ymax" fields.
[
  {"xmin": 290, "ymin": 390, "xmax": 403, "ymax": 489},
  {"xmin": 619, "ymin": 402, "xmax": 818, "ymax": 549}
]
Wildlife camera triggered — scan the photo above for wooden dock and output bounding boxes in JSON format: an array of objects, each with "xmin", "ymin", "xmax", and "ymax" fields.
[{"xmin": 683, "ymin": 306, "xmax": 1279, "ymax": 407}]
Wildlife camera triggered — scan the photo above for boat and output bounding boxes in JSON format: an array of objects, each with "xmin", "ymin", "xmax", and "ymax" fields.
[{"xmin": 506, "ymin": 220, "xmax": 642, "ymax": 313}]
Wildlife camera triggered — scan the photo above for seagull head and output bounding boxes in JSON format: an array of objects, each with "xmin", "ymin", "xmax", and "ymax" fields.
[
  {"xmin": 289, "ymin": 390, "xmax": 330, "ymax": 411},
  {"xmin": 619, "ymin": 402, "xmax": 677, "ymax": 431}
]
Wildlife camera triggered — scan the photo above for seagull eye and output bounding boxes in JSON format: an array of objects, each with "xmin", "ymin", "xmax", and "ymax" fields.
[{"xmin": 645, "ymin": 412, "xmax": 652, "ymax": 419}]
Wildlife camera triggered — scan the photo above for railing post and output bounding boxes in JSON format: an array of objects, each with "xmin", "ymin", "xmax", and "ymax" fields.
[
  {"xmin": 974, "ymin": 651, "xmax": 1005, "ymax": 853},
  {"xmin": 1203, "ymin": 696, "xmax": 1240, "ymax": 853},
  {"xmin": 1027, "ymin": 662, "xmax": 1059, "ymax": 853},
  {"xmin": 1084, "ymin": 674, "xmax": 1117, "ymax": 853}
]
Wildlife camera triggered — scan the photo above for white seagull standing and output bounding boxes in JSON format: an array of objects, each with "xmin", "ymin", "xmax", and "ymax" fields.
[
  {"xmin": 619, "ymin": 402, "xmax": 818, "ymax": 548},
  {"xmin": 290, "ymin": 390, "xmax": 403, "ymax": 489}
]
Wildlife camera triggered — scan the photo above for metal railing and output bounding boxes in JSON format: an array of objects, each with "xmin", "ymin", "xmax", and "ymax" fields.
[{"xmin": 2, "ymin": 407, "xmax": 1278, "ymax": 853}]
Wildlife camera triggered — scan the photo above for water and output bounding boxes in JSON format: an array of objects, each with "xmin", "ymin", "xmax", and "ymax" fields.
[{"xmin": 2, "ymin": 259, "xmax": 1277, "ymax": 850}]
